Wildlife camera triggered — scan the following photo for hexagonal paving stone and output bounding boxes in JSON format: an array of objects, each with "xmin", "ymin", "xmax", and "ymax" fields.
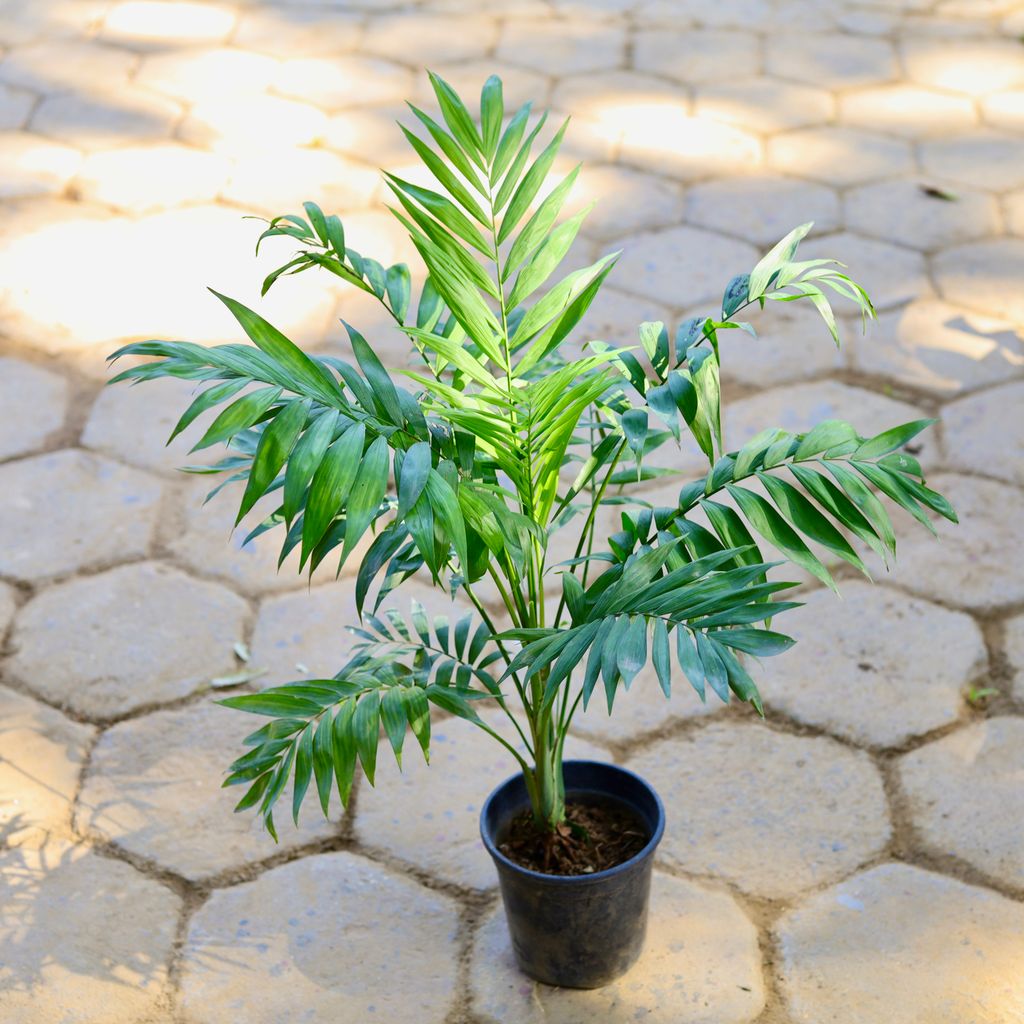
[
  {"xmin": 78, "ymin": 700, "xmax": 338, "ymax": 881},
  {"xmin": 614, "ymin": 226, "xmax": 758, "ymax": 307},
  {"xmin": 845, "ymin": 179, "xmax": 999, "ymax": 251},
  {"xmin": 223, "ymin": 146, "xmax": 377, "ymax": 215},
  {"xmin": 757, "ymin": 582, "xmax": 986, "ymax": 748},
  {"xmin": 73, "ymin": 143, "xmax": 230, "ymax": 212},
  {"xmin": 0, "ymin": 686, "xmax": 94, "ymax": 847},
  {"xmin": 934, "ymin": 238, "xmax": 1024, "ymax": 322},
  {"xmin": 768, "ymin": 127, "xmax": 913, "ymax": 187},
  {"xmin": 0, "ymin": 132, "xmax": 82, "ymax": 199},
  {"xmin": 0, "ymin": 840, "xmax": 180, "ymax": 1023},
  {"xmin": 7, "ymin": 561, "xmax": 248, "ymax": 719},
  {"xmin": 274, "ymin": 55, "xmax": 413, "ymax": 111},
  {"xmin": 31, "ymin": 88, "xmax": 181, "ymax": 150},
  {"xmin": 1006, "ymin": 613, "xmax": 1024, "ymax": 701},
  {"xmin": 801, "ymin": 231, "xmax": 929, "ymax": 310},
  {"xmin": 323, "ymin": 103, "xmax": 413, "ymax": 167},
  {"xmin": 361, "ymin": 11, "xmax": 498, "ymax": 64},
  {"xmin": 694, "ymin": 77, "xmax": 834, "ymax": 134},
  {"xmin": 885, "ymin": 473, "xmax": 1024, "ymax": 611},
  {"xmin": 232, "ymin": 6, "xmax": 363, "ymax": 58},
  {"xmin": 943, "ymin": 380, "xmax": 1024, "ymax": 486},
  {"xmin": 633, "ymin": 28, "xmax": 759, "ymax": 84},
  {"xmin": 0, "ymin": 581, "xmax": 15, "ymax": 635},
  {"xmin": 857, "ymin": 300, "xmax": 1024, "ymax": 396},
  {"xmin": 838, "ymin": 84, "xmax": 977, "ymax": 138},
  {"xmin": 629, "ymin": 720, "xmax": 891, "ymax": 898},
  {"xmin": 0, "ymin": 39, "xmax": 135, "ymax": 95},
  {"xmin": 569, "ymin": 666, "xmax": 720, "ymax": 747},
  {"xmin": 0, "ymin": 449, "xmax": 162, "ymax": 582},
  {"xmin": 573, "ymin": 164, "xmax": 684, "ymax": 242},
  {"xmin": 902, "ymin": 35, "xmax": 1024, "ymax": 96},
  {"xmin": 0, "ymin": 357, "xmax": 68, "ymax": 460},
  {"xmin": 776, "ymin": 863, "xmax": 1024, "ymax": 1024},
  {"xmin": 495, "ymin": 17, "xmax": 625, "ymax": 75},
  {"xmin": 684, "ymin": 174, "xmax": 840, "ymax": 248},
  {"xmin": 921, "ymin": 130, "xmax": 1024, "ymax": 193},
  {"xmin": 0, "ymin": 84, "xmax": 34, "ymax": 129},
  {"xmin": 135, "ymin": 46, "xmax": 279, "ymax": 103},
  {"xmin": 724, "ymin": 380, "xmax": 936, "ymax": 466},
  {"xmin": 471, "ymin": 872, "xmax": 765, "ymax": 1024},
  {"xmin": 549, "ymin": 69, "xmax": 688, "ymax": 135},
  {"xmin": 766, "ymin": 32, "xmax": 897, "ymax": 89},
  {"xmin": 356, "ymin": 712, "xmax": 608, "ymax": 890},
  {"xmin": 1007, "ymin": 190, "xmax": 1024, "ymax": 236},
  {"xmin": 712, "ymin": 302, "xmax": 847, "ymax": 389},
  {"xmin": 180, "ymin": 851, "xmax": 460, "ymax": 1024},
  {"xmin": 100, "ymin": 0, "xmax": 237, "ymax": 48},
  {"xmin": 180, "ymin": 95, "xmax": 326, "ymax": 153},
  {"xmin": 898, "ymin": 717, "xmax": 1024, "ymax": 887},
  {"xmin": 982, "ymin": 88, "xmax": 1024, "ymax": 132}
]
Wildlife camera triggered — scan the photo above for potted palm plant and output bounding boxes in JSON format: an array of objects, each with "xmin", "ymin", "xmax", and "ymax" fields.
[{"xmin": 109, "ymin": 73, "xmax": 956, "ymax": 989}]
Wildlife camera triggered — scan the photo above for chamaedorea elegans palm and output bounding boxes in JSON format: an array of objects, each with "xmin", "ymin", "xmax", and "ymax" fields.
[{"xmin": 109, "ymin": 74, "xmax": 956, "ymax": 839}]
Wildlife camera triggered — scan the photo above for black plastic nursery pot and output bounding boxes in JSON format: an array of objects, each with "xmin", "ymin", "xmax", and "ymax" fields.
[{"xmin": 480, "ymin": 759, "xmax": 665, "ymax": 989}]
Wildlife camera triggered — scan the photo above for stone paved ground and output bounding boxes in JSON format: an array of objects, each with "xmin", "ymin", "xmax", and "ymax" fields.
[{"xmin": 1, "ymin": 0, "xmax": 1023, "ymax": 1021}]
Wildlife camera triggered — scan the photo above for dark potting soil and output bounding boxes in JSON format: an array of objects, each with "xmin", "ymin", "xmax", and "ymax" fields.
[{"xmin": 498, "ymin": 798, "xmax": 649, "ymax": 876}]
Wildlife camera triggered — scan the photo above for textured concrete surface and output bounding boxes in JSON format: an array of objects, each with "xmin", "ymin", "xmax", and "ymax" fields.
[{"xmin": 0, "ymin": 1, "xmax": 1022, "ymax": 1021}]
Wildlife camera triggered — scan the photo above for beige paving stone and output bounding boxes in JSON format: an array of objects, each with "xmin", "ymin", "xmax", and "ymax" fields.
[
  {"xmin": 496, "ymin": 17, "xmax": 625, "ymax": 75},
  {"xmin": 713, "ymin": 301, "xmax": 848, "ymax": 388},
  {"xmin": 0, "ymin": 449, "xmax": 162, "ymax": 582},
  {"xmin": 633, "ymin": 29, "xmax": 760, "ymax": 84},
  {"xmin": 684, "ymin": 174, "xmax": 841, "ymax": 247},
  {"xmin": 766, "ymin": 32, "xmax": 897, "ymax": 90},
  {"xmin": 758, "ymin": 582, "xmax": 986, "ymax": 748},
  {"xmin": 570, "ymin": 662, "xmax": 721, "ymax": 747},
  {"xmin": 943, "ymin": 380, "xmax": 1024, "ymax": 486},
  {"xmin": 898, "ymin": 718, "xmax": 1024, "ymax": 888},
  {"xmin": 694, "ymin": 77, "xmax": 834, "ymax": 134},
  {"xmin": 0, "ymin": 39, "xmax": 135, "ymax": 96},
  {"xmin": 180, "ymin": 95, "xmax": 327, "ymax": 154},
  {"xmin": 921, "ymin": 130, "xmax": 1024, "ymax": 193},
  {"xmin": 838, "ymin": 84, "xmax": 977, "ymax": 138},
  {"xmin": 885, "ymin": 472, "xmax": 1024, "ymax": 611},
  {"xmin": 1008, "ymin": 189, "xmax": 1024, "ymax": 237},
  {"xmin": 858, "ymin": 300, "xmax": 1024, "ymax": 396},
  {"xmin": 550, "ymin": 68, "xmax": 688, "ymax": 126},
  {"xmin": 1006, "ymin": 613, "xmax": 1024, "ymax": 701},
  {"xmin": 614, "ymin": 226, "xmax": 758, "ymax": 307},
  {"xmin": 776, "ymin": 862, "xmax": 1024, "ymax": 1024},
  {"xmin": 7, "ymin": 561, "xmax": 248, "ymax": 719},
  {"xmin": 323, "ymin": 103, "xmax": 414, "ymax": 167},
  {"xmin": 0, "ymin": 357, "xmax": 68, "ymax": 460},
  {"xmin": 981, "ymin": 88, "xmax": 1024, "ymax": 132},
  {"xmin": 902, "ymin": 35, "xmax": 1024, "ymax": 97},
  {"xmin": 73, "ymin": 142, "xmax": 230, "ymax": 212},
  {"xmin": 768, "ymin": 126, "xmax": 913, "ymax": 187},
  {"xmin": 0, "ymin": 203, "xmax": 339, "ymax": 348},
  {"xmin": 78, "ymin": 700, "xmax": 339, "ymax": 880},
  {"xmin": 0, "ymin": 132, "xmax": 81, "ymax": 199},
  {"xmin": 636, "ymin": 0, "xmax": 772, "ymax": 26},
  {"xmin": 845, "ymin": 178, "xmax": 999, "ymax": 251},
  {"xmin": 232, "ymin": 6, "xmax": 364, "ymax": 58},
  {"xmin": 180, "ymin": 851, "xmax": 460, "ymax": 1024},
  {"xmin": 0, "ymin": 84, "xmax": 33, "ymax": 130},
  {"xmin": 574, "ymin": 164, "xmax": 685, "ymax": 242},
  {"xmin": 724, "ymin": 380, "xmax": 937, "ymax": 466},
  {"xmin": 361, "ymin": 11, "xmax": 498, "ymax": 64},
  {"xmin": 0, "ymin": 686, "xmax": 94, "ymax": 847},
  {"xmin": 0, "ymin": 1, "xmax": 110, "ymax": 47},
  {"xmin": 934, "ymin": 238, "xmax": 1024, "ymax": 322},
  {"xmin": 31, "ymin": 87, "xmax": 181, "ymax": 150},
  {"xmin": 251, "ymin": 576, "xmax": 472, "ymax": 687},
  {"xmin": 356, "ymin": 713, "xmax": 608, "ymax": 890},
  {"xmin": 629, "ymin": 720, "xmax": 891, "ymax": 898},
  {"xmin": 471, "ymin": 872, "xmax": 765, "ymax": 1023},
  {"xmin": 275, "ymin": 54, "xmax": 413, "ymax": 112},
  {"xmin": 135, "ymin": 46, "xmax": 279, "ymax": 104},
  {"xmin": 0, "ymin": 581, "xmax": 15, "ymax": 635},
  {"xmin": 101, "ymin": 0, "xmax": 237, "ymax": 49},
  {"xmin": 0, "ymin": 840, "xmax": 180, "ymax": 1024},
  {"xmin": 801, "ymin": 231, "xmax": 929, "ymax": 310}
]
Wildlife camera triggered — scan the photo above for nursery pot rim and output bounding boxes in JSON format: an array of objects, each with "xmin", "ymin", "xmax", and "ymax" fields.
[{"xmin": 479, "ymin": 758, "xmax": 665, "ymax": 885}]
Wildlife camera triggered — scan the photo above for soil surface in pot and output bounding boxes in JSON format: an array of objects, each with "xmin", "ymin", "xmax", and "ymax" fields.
[{"xmin": 498, "ymin": 798, "xmax": 648, "ymax": 876}]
